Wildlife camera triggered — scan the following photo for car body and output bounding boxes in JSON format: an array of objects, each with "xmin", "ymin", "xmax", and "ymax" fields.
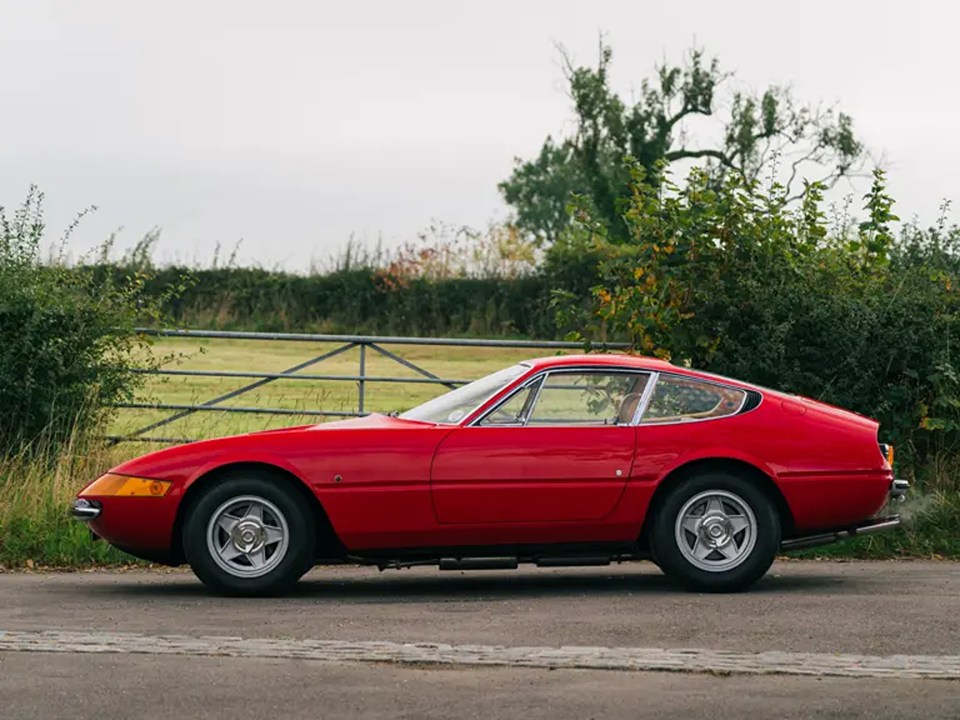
[{"xmin": 73, "ymin": 354, "xmax": 906, "ymax": 595}]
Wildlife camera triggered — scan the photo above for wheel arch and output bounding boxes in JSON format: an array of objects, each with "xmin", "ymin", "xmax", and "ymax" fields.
[
  {"xmin": 170, "ymin": 461, "xmax": 345, "ymax": 565},
  {"xmin": 640, "ymin": 457, "xmax": 795, "ymax": 545}
]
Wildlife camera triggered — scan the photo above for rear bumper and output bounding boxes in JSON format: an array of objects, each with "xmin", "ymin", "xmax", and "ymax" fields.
[
  {"xmin": 890, "ymin": 478, "xmax": 909, "ymax": 501},
  {"xmin": 781, "ymin": 477, "xmax": 908, "ymax": 551}
]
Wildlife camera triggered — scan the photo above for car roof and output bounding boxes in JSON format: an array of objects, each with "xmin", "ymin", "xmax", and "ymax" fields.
[
  {"xmin": 524, "ymin": 353, "xmax": 675, "ymax": 372},
  {"xmin": 523, "ymin": 354, "xmax": 767, "ymax": 392}
]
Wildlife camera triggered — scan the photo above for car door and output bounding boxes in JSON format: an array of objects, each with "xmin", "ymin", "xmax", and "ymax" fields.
[{"xmin": 430, "ymin": 369, "xmax": 651, "ymax": 524}]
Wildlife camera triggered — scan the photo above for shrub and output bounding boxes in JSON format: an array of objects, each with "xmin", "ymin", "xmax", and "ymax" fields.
[
  {"xmin": 555, "ymin": 162, "xmax": 960, "ymax": 484},
  {"xmin": 90, "ymin": 227, "xmax": 553, "ymax": 338},
  {"xmin": 0, "ymin": 187, "xmax": 180, "ymax": 455}
]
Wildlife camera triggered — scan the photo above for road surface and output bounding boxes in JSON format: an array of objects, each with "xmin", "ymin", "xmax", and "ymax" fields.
[{"xmin": 0, "ymin": 561, "xmax": 957, "ymax": 718}]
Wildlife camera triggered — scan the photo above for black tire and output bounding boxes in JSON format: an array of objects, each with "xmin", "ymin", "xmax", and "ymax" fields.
[
  {"xmin": 183, "ymin": 471, "xmax": 315, "ymax": 596},
  {"xmin": 650, "ymin": 471, "xmax": 780, "ymax": 592},
  {"xmin": 648, "ymin": 543, "xmax": 664, "ymax": 573}
]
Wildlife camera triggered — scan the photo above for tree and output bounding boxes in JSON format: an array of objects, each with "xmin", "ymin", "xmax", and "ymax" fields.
[
  {"xmin": 554, "ymin": 158, "xmax": 960, "ymax": 480},
  {"xmin": 500, "ymin": 43, "xmax": 865, "ymax": 244}
]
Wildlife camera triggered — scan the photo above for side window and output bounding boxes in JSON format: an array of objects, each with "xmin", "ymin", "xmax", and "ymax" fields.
[
  {"xmin": 640, "ymin": 376, "xmax": 746, "ymax": 424},
  {"xmin": 525, "ymin": 372, "xmax": 649, "ymax": 426},
  {"xmin": 478, "ymin": 382, "xmax": 539, "ymax": 426}
]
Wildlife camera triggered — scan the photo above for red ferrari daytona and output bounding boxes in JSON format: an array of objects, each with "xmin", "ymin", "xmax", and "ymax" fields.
[{"xmin": 73, "ymin": 354, "xmax": 907, "ymax": 595}]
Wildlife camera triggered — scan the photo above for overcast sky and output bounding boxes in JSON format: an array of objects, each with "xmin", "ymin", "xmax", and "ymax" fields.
[{"xmin": 1, "ymin": 0, "xmax": 954, "ymax": 270}]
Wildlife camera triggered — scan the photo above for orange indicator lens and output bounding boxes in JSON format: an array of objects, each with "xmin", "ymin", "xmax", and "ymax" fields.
[{"xmin": 80, "ymin": 473, "xmax": 172, "ymax": 498}]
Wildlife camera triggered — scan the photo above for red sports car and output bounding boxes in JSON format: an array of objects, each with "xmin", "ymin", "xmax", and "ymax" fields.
[{"xmin": 73, "ymin": 354, "xmax": 907, "ymax": 595}]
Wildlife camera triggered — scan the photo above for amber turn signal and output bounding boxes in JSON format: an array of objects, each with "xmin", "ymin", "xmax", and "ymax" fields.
[
  {"xmin": 879, "ymin": 443, "xmax": 895, "ymax": 468},
  {"xmin": 80, "ymin": 473, "xmax": 172, "ymax": 498}
]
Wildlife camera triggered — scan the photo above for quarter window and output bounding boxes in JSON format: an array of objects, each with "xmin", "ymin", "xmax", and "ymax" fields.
[
  {"xmin": 478, "ymin": 381, "xmax": 540, "ymax": 426},
  {"xmin": 640, "ymin": 376, "xmax": 746, "ymax": 424}
]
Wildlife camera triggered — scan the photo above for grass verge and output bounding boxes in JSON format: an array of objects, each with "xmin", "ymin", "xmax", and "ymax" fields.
[{"xmin": 0, "ymin": 437, "xmax": 136, "ymax": 569}]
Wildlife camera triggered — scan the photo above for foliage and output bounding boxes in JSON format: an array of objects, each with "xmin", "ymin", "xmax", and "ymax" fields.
[
  {"xmin": 558, "ymin": 160, "xmax": 960, "ymax": 480},
  {"xmin": 120, "ymin": 266, "xmax": 553, "ymax": 338},
  {"xmin": 500, "ymin": 43, "xmax": 864, "ymax": 244},
  {"xmin": 0, "ymin": 187, "xmax": 183, "ymax": 455},
  {"xmin": 0, "ymin": 431, "xmax": 139, "ymax": 568},
  {"xmin": 101, "ymin": 222, "xmax": 549, "ymax": 338},
  {"xmin": 374, "ymin": 222, "xmax": 539, "ymax": 286}
]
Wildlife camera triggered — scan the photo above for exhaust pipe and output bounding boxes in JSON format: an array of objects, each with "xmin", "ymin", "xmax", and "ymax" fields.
[{"xmin": 781, "ymin": 515, "xmax": 901, "ymax": 552}]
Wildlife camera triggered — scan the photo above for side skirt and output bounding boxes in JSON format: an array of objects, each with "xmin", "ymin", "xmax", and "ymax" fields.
[{"xmin": 346, "ymin": 541, "xmax": 648, "ymax": 571}]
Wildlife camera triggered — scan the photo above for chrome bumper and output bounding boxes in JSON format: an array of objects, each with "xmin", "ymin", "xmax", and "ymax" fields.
[
  {"xmin": 781, "ymin": 515, "xmax": 901, "ymax": 552},
  {"xmin": 890, "ymin": 478, "xmax": 909, "ymax": 502},
  {"xmin": 71, "ymin": 498, "xmax": 101, "ymax": 521}
]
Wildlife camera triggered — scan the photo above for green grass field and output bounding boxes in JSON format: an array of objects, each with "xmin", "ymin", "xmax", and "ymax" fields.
[{"xmin": 112, "ymin": 338, "xmax": 545, "ymax": 444}]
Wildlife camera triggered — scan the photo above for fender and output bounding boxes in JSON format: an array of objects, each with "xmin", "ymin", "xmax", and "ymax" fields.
[
  {"xmin": 649, "ymin": 445, "xmax": 780, "ymax": 488},
  {"xmin": 179, "ymin": 451, "xmax": 312, "ymax": 495}
]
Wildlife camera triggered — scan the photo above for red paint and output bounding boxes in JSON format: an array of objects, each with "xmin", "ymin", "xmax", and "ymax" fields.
[
  {"xmin": 431, "ymin": 426, "xmax": 635, "ymax": 523},
  {"xmin": 78, "ymin": 354, "xmax": 893, "ymax": 559}
]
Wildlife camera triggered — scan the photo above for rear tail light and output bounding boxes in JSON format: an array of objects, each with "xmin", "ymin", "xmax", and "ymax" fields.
[{"xmin": 879, "ymin": 443, "xmax": 895, "ymax": 467}]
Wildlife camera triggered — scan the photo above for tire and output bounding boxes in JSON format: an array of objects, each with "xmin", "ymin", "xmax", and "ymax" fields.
[
  {"xmin": 183, "ymin": 471, "xmax": 315, "ymax": 596},
  {"xmin": 650, "ymin": 471, "xmax": 780, "ymax": 592},
  {"xmin": 647, "ymin": 542, "xmax": 664, "ymax": 573}
]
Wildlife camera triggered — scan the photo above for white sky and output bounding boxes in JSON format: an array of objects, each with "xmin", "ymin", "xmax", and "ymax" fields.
[{"xmin": 1, "ymin": 0, "xmax": 954, "ymax": 270}]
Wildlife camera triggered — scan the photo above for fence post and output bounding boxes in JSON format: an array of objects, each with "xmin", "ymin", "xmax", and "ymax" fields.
[{"xmin": 358, "ymin": 342, "xmax": 367, "ymax": 414}]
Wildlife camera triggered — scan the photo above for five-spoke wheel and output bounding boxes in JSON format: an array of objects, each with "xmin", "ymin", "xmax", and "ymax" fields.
[
  {"xmin": 184, "ymin": 472, "xmax": 315, "ymax": 596},
  {"xmin": 674, "ymin": 490, "xmax": 757, "ymax": 572},
  {"xmin": 207, "ymin": 495, "xmax": 290, "ymax": 578},
  {"xmin": 652, "ymin": 471, "xmax": 780, "ymax": 592}
]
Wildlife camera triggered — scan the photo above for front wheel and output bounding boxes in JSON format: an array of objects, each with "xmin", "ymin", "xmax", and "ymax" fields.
[
  {"xmin": 650, "ymin": 472, "xmax": 780, "ymax": 592},
  {"xmin": 183, "ymin": 473, "xmax": 315, "ymax": 596}
]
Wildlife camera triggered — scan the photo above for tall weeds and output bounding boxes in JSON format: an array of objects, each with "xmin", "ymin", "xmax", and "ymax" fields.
[{"xmin": 0, "ymin": 428, "xmax": 134, "ymax": 567}]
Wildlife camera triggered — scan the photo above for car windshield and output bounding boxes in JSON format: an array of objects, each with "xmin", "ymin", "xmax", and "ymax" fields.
[{"xmin": 399, "ymin": 364, "xmax": 528, "ymax": 425}]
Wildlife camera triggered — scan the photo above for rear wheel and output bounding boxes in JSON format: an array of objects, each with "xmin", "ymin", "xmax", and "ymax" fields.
[
  {"xmin": 183, "ymin": 472, "xmax": 315, "ymax": 596},
  {"xmin": 651, "ymin": 472, "xmax": 780, "ymax": 592}
]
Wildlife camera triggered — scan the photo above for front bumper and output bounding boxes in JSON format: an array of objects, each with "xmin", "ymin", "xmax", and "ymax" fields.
[
  {"xmin": 68, "ymin": 493, "xmax": 181, "ymax": 563},
  {"xmin": 71, "ymin": 498, "xmax": 101, "ymax": 520}
]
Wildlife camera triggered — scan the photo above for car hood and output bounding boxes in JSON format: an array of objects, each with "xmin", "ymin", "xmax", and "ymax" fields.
[
  {"xmin": 106, "ymin": 414, "xmax": 437, "ymax": 481},
  {"xmin": 244, "ymin": 414, "xmax": 423, "ymax": 436}
]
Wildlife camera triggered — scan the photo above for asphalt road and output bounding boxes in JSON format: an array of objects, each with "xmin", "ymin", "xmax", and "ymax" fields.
[{"xmin": 0, "ymin": 561, "xmax": 958, "ymax": 718}]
